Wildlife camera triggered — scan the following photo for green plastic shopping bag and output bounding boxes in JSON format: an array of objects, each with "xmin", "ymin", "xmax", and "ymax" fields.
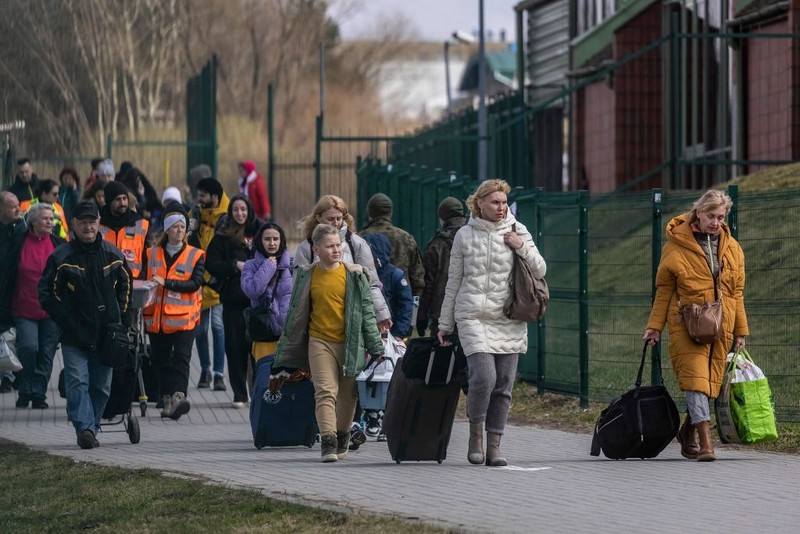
[{"xmin": 714, "ymin": 349, "xmax": 778, "ymax": 444}]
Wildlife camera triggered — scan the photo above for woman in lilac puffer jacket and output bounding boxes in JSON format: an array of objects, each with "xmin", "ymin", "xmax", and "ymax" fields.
[{"xmin": 240, "ymin": 222, "xmax": 293, "ymax": 361}]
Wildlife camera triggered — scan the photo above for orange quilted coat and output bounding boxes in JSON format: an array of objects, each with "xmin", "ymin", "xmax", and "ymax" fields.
[{"xmin": 646, "ymin": 214, "xmax": 749, "ymax": 397}]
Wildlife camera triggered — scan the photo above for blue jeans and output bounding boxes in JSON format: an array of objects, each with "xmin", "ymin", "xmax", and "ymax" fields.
[
  {"xmin": 61, "ymin": 343, "xmax": 113, "ymax": 436},
  {"xmin": 14, "ymin": 316, "xmax": 60, "ymax": 401},
  {"xmin": 195, "ymin": 305, "xmax": 225, "ymax": 376}
]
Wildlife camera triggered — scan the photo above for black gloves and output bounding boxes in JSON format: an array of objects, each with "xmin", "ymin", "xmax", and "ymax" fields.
[{"xmin": 416, "ymin": 319, "xmax": 428, "ymax": 338}]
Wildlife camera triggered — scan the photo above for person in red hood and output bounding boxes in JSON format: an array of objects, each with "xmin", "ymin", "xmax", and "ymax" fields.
[{"xmin": 238, "ymin": 161, "xmax": 271, "ymax": 221}]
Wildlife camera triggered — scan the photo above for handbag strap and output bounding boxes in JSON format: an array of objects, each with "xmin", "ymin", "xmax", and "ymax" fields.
[{"xmin": 636, "ymin": 342, "xmax": 664, "ymax": 388}]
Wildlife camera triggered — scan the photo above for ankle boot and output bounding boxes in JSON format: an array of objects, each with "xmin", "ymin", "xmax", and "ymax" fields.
[
  {"xmin": 335, "ymin": 430, "xmax": 350, "ymax": 460},
  {"xmin": 159, "ymin": 395, "xmax": 173, "ymax": 418},
  {"xmin": 320, "ymin": 433, "xmax": 338, "ymax": 463},
  {"xmin": 468, "ymin": 423, "xmax": 485, "ymax": 465},
  {"xmin": 485, "ymin": 432, "xmax": 507, "ymax": 467},
  {"xmin": 696, "ymin": 421, "xmax": 716, "ymax": 462},
  {"xmin": 676, "ymin": 414, "xmax": 699, "ymax": 459}
]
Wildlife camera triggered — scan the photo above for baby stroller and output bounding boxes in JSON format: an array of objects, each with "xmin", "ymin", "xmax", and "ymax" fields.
[{"xmin": 100, "ymin": 280, "xmax": 157, "ymax": 444}]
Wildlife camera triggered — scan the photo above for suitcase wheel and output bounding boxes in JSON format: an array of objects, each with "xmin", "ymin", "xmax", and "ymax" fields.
[
  {"xmin": 395, "ymin": 459, "xmax": 401, "ymax": 464},
  {"xmin": 437, "ymin": 459, "xmax": 443, "ymax": 464},
  {"xmin": 126, "ymin": 414, "xmax": 141, "ymax": 444}
]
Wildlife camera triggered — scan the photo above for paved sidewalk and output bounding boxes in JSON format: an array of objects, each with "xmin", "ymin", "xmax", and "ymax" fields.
[{"xmin": 2, "ymin": 355, "xmax": 799, "ymax": 533}]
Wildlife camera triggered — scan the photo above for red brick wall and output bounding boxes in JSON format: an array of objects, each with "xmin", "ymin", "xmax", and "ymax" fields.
[
  {"xmin": 612, "ymin": 3, "xmax": 663, "ymax": 190},
  {"xmin": 573, "ymin": 3, "xmax": 662, "ymax": 194},
  {"xmin": 576, "ymin": 81, "xmax": 616, "ymax": 193},
  {"xmin": 745, "ymin": 20, "xmax": 793, "ymax": 171}
]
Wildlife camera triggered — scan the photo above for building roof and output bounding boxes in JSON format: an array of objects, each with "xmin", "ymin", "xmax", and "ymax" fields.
[{"xmin": 457, "ymin": 50, "xmax": 517, "ymax": 91}]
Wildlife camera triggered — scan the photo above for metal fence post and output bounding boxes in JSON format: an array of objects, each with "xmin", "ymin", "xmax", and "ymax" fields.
[
  {"xmin": 578, "ymin": 190, "xmax": 589, "ymax": 408},
  {"xmin": 106, "ymin": 134, "xmax": 113, "ymax": 160},
  {"xmin": 651, "ymin": 188, "xmax": 663, "ymax": 385},
  {"xmin": 727, "ymin": 184, "xmax": 738, "ymax": 240}
]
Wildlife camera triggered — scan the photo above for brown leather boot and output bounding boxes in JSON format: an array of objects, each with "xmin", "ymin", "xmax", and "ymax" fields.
[
  {"xmin": 676, "ymin": 414, "xmax": 699, "ymax": 459},
  {"xmin": 468, "ymin": 423, "xmax": 485, "ymax": 465},
  {"xmin": 696, "ymin": 421, "xmax": 716, "ymax": 462},
  {"xmin": 485, "ymin": 433, "xmax": 507, "ymax": 467}
]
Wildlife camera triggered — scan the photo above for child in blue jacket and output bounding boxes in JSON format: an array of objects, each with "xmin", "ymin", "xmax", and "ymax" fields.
[{"xmin": 360, "ymin": 233, "xmax": 413, "ymax": 440}]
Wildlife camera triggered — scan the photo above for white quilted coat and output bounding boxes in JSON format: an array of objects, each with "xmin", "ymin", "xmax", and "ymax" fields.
[{"xmin": 438, "ymin": 213, "xmax": 546, "ymax": 356}]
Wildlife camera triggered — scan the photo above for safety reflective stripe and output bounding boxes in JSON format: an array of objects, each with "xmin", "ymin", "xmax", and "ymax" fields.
[{"xmin": 100, "ymin": 219, "xmax": 149, "ymax": 277}]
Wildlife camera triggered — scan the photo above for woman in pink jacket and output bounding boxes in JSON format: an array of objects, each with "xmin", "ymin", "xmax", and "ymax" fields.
[{"xmin": 238, "ymin": 161, "xmax": 271, "ymax": 221}]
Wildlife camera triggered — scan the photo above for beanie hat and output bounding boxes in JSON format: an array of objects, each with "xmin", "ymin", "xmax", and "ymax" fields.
[
  {"xmin": 163, "ymin": 212, "xmax": 186, "ymax": 232},
  {"xmin": 162, "ymin": 186, "xmax": 182, "ymax": 205},
  {"xmin": 163, "ymin": 200, "xmax": 187, "ymax": 217},
  {"xmin": 367, "ymin": 193, "xmax": 393, "ymax": 219},
  {"xmin": 98, "ymin": 159, "xmax": 115, "ymax": 177},
  {"xmin": 196, "ymin": 177, "xmax": 224, "ymax": 199},
  {"xmin": 438, "ymin": 197, "xmax": 464, "ymax": 221},
  {"xmin": 104, "ymin": 180, "xmax": 129, "ymax": 203}
]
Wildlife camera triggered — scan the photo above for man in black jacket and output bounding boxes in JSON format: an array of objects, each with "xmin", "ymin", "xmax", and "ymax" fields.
[
  {"xmin": 39, "ymin": 201, "xmax": 133, "ymax": 449},
  {"xmin": 7, "ymin": 158, "xmax": 39, "ymax": 204},
  {"xmin": 0, "ymin": 192, "xmax": 26, "ymax": 392}
]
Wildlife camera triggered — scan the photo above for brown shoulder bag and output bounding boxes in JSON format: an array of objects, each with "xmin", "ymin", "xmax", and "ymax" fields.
[
  {"xmin": 679, "ymin": 275, "xmax": 722, "ymax": 345},
  {"xmin": 503, "ymin": 224, "xmax": 549, "ymax": 323}
]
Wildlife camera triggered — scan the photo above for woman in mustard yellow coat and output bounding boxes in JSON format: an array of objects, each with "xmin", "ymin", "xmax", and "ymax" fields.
[{"xmin": 643, "ymin": 189, "xmax": 749, "ymax": 462}]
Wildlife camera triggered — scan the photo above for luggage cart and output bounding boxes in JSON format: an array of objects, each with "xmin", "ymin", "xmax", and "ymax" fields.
[
  {"xmin": 131, "ymin": 280, "xmax": 157, "ymax": 416},
  {"xmin": 100, "ymin": 280, "xmax": 157, "ymax": 444}
]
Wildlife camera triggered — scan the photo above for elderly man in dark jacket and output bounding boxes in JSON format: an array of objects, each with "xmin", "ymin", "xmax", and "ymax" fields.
[{"xmin": 39, "ymin": 201, "xmax": 133, "ymax": 450}]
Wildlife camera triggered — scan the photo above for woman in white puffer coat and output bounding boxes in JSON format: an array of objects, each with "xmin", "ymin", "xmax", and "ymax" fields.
[{"xmin": 438, "ymin": 179, "xmax": 546, "ymax": 467}]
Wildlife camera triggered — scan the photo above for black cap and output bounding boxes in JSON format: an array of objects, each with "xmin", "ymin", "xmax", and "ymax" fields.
[{"xmin": 73, "ymin": 201, "xmax": 100, "ymax": 220}]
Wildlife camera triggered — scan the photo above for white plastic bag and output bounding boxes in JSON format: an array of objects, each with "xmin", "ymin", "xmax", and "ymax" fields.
[
  {"xmin": 357, "ymin": 336, "xmax": 406, "ymax": 382},
  {"xmin": 725, "ymin": 351, "xmax": 766, "ymax": 383},
  {"xmin": 0, "ymin": 328, "xmax": 22, "ymax": 373}
]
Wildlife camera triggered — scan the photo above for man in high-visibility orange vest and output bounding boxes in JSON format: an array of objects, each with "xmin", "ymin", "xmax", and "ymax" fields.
[{"xmin": 99, "ymin": 181, "xmax": 150, "ymax": 279}]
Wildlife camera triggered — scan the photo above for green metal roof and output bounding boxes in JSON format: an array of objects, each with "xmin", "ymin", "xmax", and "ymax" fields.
[
  {"xmin": 572, "ymin": 0, "xmax": 657, "ymax": 69},
  {"xmin": 458, "ymin": 50, "xmax": 517, "ymax": 91}
]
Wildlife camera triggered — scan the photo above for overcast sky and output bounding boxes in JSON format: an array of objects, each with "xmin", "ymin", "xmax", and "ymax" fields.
[{"xmin": 333, "ymin": 0, "xmax": 520, "ymax": 42}]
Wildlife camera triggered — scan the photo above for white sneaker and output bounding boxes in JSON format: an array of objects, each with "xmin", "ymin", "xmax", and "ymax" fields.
[{"xmin": 232, "ymin": 401, "xmax": 247, "ymax": 409}]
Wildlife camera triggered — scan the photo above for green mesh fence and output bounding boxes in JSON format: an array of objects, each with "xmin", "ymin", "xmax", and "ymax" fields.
[{"xmin": 358, "ymin": 160, "xmax": 800, "ymax": 422}]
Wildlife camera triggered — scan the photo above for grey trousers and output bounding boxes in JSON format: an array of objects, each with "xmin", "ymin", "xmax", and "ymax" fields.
[
  {"xmin": 686, "ymin": 390, "xmax": 711, "ymax": 423},
  {"xmin": 466, "ymin": 352, "xmax": 519, "ymax": 435}
]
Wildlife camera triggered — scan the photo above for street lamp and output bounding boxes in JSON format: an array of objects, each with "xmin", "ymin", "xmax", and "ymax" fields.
[
  {"xmin": 444, "ymin": 31, "xmax": 476, "ymax": 118},
  {"xmin": 477, "ymin": 0, "xmax": 487, "ymax": 182}
]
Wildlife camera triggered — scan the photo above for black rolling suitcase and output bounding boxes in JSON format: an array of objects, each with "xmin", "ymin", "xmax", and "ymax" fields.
[
  {"xmin": 590, "ymin": 342, "xmax": 680, "ymax": 460},
  {"xmin": 383, "ymin": 357, "xmax": 462, "ymax": 464}
]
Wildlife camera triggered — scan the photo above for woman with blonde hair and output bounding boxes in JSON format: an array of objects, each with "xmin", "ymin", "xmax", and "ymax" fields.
[
  {"xmin": 438, "ymin": 179, "xmax": 546, "ymax": 466},
  {"xmin": 643, "ymin": 189, "xmax": 748, "ymax": 462},
  {"xmin": 294, "ymin": 195, "xmax": 391, "ymax": 330}
]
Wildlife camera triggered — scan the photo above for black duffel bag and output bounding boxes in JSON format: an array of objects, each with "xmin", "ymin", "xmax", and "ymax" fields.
[{"xmin": 590, "ymin": 342, "xmax": 680, "ymax": 460}]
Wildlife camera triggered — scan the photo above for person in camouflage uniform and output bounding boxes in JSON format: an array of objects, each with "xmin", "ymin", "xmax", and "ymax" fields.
[
  {"xmin": 360, "ymin": 193, "xmax": 425, "ymax": 296},
  {"xmin": 416, "ymin": 197, "xmax": 466, "ymax": 336}
]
